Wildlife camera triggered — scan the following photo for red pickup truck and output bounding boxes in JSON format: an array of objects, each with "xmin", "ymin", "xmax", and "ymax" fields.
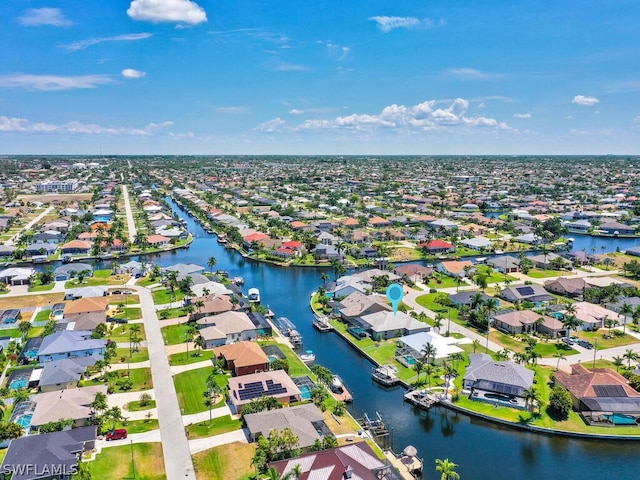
[{"xmin": 106, "ymin": 429, "xmax": 128, "ymax": 441}]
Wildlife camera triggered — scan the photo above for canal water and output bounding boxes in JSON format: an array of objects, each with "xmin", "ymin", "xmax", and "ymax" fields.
[{"xmin": 116, "ymin": 200, "xmax": 640, "ymax": 479}]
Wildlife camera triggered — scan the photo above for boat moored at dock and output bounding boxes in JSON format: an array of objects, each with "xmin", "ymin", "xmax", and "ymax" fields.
[{"xmin": 371, "ymin": 365, "xmax": 400, "ymax": 386}]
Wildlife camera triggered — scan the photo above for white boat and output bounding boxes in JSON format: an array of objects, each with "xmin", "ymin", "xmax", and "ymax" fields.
[
  {"xmin": 299, "ymin": 350, "xmax": 315, "ymax": 363},
  {"xmin": 232, "ymin": 276, "xmax": 244, "ymax": 285},
  {"xmin": 248, "ymin": 287, "xmax": 260, "ymax": 303},
  {"xmin": 289, "ymin": 329, "xmax": 303, "ymax": 346}
]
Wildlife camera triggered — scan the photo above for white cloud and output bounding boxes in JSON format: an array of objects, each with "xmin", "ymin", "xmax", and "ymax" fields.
[
  {"xmin": 514, "ymin": 113, "xmax": 531, "ymax": 119},
  {"xmin": 0, "ymin": 74, "xmax": 113, "ymax": 91},
  {"xmin": 446, "ymin": 68, "xmax": 503, "ymax": 80},
  {"xmin": 122, "ymin": 69, "xmax": 146, "ymax": 79},
  {"xmin": 271, "ymin": 62, "xmax": 310, "ymax": 72},
  {"xmin": 572, "ymin": 95, "xmax": 599, "ymax": 106},
  {"xmin": 64, "ymin": 33, "xmax": 153, "ymax": 52},
  {"xmin": 634, "ymin": 116, "xmax": 640, "ymax": 124},
  {"xmin": 17, "ymin": 8, "xmax": 73, "ymax": 26},
  {"xmin": 369, "ymin": 16, "xmax": 434, "ymax": 33},
  {"xmin": 321, "ymin": 41, "xmax": 350, "ymax": 61},
  {"xmin": 127, "ymin": 0, "xmax": 207, "ymax": 25},
  {"xmin": 289, "ymin": 109, "xmax": 304, "ymax": 115},
  {"xmin": 296, "ymin": 98, "xmax": 514, "ymax": 133},
  {"xmin": 0, "ymin": 115, "xmax": 173, "ymax": 135},
  {"xmin": 254, "ymin": 118, "xmax": 285, "ymax": 132}
]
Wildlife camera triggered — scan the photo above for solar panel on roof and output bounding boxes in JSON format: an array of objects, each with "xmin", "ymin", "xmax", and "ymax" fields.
[
  {"xmin": 516, "ymin": 286, "xmax": 535, "ymax": 296},
  {"xmin": 593, "ymin": 384, "xmax": 628, "ymax": 398}
]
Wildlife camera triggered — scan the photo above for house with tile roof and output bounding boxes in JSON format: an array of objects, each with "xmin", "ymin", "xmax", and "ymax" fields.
[
  {"xmin": 228, "ymin": 370, "xmax": 301, "ymax": 413},
  {"xmin": 492, "ymin": 310, "xmax": 565, "ymax": 337},
  {"xmin": 214, "ymin": 341, "xmax": 270, "ymax": 376}
]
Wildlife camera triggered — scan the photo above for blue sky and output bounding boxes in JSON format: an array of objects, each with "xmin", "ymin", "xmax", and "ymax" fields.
[{"xmin": 1, "ymin": 1, "xmax": 639, "ymax": 155}]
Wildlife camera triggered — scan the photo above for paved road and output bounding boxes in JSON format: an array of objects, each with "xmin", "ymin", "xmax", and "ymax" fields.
[
  {"xmin": 122, "ymin": 185, "xmax": 137, "ymax": 243},
  {"xmin": 5, "ymin": 206, "xmax": 54, "ymax": 246},
  {"xmin": 134, "ymin": 285, "xmax": 196, "ymax": 480}
]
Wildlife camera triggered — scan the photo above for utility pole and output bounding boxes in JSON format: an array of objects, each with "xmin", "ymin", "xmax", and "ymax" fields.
[
  {"xmin": 592, "ymin": 338, "xmax": 598, "ymax": 368},
  {"xmin": 130, "ymin": 440, "xmax": 136, "ymax": 478}
]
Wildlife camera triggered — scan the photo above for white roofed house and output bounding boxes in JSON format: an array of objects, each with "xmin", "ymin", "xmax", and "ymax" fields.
[
  {"xmin": 0, "ymin": 267, "xmax": 35, "ymax": 285},
  {"xmin": 396, "ymin": 331, "xmax": 464, "ymax": 365},
  {"xmin": 355, "ymin": 310, "xmax": 429, "ymax": 340},
  {"xmin": 570, "ymin": 302, "xmax": 624, "ymax": 331}
]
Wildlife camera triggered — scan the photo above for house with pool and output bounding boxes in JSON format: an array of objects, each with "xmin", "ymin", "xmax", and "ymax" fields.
[
  {"xmin": 395, "ymin": 331, "xmax": 464, "ymax": 366},
  {"xmin": 37, "ymin": 331, "xmax": 106, "ymax": 363}
]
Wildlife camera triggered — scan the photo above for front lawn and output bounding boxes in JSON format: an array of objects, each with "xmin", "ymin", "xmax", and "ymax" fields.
[
  {"xmin": 126, "ymin": 399, "xmax": 156, "ymax": 412},
  {"xmin": 489, "ymin": 331, "xmax": 578, "ymax": 357},
  {"xmin": 424, "ymin": 275, "xmax": 464, "ymax": 289},
  {"xmin": 578, "ymin": 329, "xmax": 639, "ymax": 349},
  {"xmin": 192, "ymin": 442, "xmax": 255, "ymax": 480},
  {"xmin": 109, "ymin": 324, "xmax": 147, "ymax": 343},
  {"xmin": 81, "ymin": 367, "xmax": 153, "ymax": 393},
  {"xmin": 526, "ymin": 269, "xmax": 565, "ymax": 279},
  {"xmin": 100, "ymin": 419, "xmax": 159, "ymax": 435},
  {"xmin": 161, "ymin": 323, "xmax": 192, "ymax": 345},
  {"xmin": 174, "ymin": 368, "xmax": 228, "ymax": 415},
  {"xmin": 151, "ymin": 288, "xmax": 184, "ymax": 305},
  {"xmin": 28, "ymin": 281, "xmax": 55, "ymax": 292},
  {"xmin": 111, "ymin": 347, "xmax": 149, "ymax": 364},
  {"xmin": 186, "ymin": 415, "xmax": 242, "ymax": 439},
  {"xmin": 111, "ymin": 307, "xmax": 143, "ymax": 320},
  {"xmin": 89, "ymin": 442, "xmax": 165, "ymax": 480},
  {"xmin": 169, "ymin": 350, "xmax": 215, "ymax": 366}
]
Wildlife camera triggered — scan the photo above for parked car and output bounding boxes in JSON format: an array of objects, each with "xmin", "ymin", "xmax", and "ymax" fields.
[
  {"xmin": 111, "ymin": 290, "xmax": 122, "ymax": 295},
  {"xmin": 577, "ymin": 339, "xmax": 593, "ymax": 349},
  {"xmin": 562, "ymin": 337, "xmax": 574, "ymax": 345},
  {"xmin": 106, "ymin": 429, "xmax": 127, "ymax": 441}
]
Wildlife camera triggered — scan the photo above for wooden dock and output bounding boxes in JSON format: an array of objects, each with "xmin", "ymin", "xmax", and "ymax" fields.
[
  {"xmin": 372, "ymin": 365, "xmax": 400, "ymax": 386},
  {"xmin": 404, "ymin": 389, "xmax": 439, "ymax": 410}
]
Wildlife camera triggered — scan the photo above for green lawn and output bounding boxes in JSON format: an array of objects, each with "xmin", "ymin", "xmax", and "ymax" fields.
[
  {"xmin": 578, "ymin": 329, "xmax": 639, "ymax": 349},
  {"xmin": 111, "ymin": 308, "xmax": 143, "ymax": 320},
  {"xmin": 89, "ymin": 442, "xmax": 166, "ymax": 480},
  {"xmin": 192, "ymin": 442, "xmax": 255, "ymax": 480},
  {"xmin": 28, "ymin": 281, "xmax": 55, "ymax": 292},
  {"xmin": 161, "ymin": 323, "xmax": 193, "ymax": 345},
  {"xmin": 425, "ymin": 275, "xmax": 464, "ymax": 289},
  {"xmin": 489, "ymin": 331, "xmax": 578, "ymax": 357},
  {"xmin": 475, "ymin": 265, "xmax": 517, "ymax": 284},
  {"xmin": 169, "ymin": 350, "xmax": 214, "ymax": 366},
  {"xmin": 136, "ymin": 276, "xmax": 159, "ymax": 287},
  {"xmin": 186, "ymin": 415, "xmax": 242, "ymax": 439},
  {"xmin": 82, "ymin": 367, "xmax": 153, "ymax": 393},
  {"xmin": 151, "ymin": 288, "xmax": 184, "ymax": 305},
  {"xmin": 415, "ymin": 293, "xmax": 460, "ymax": 322},
  {"xmin": 100, "ymin": 419, "xmax": 159, "ymax": 435},
  {"xmin": 157, "ymin": 306, "xmax": 190, "ymax": 320},
  {"xmin": 258, "ymin": 340, "xmax": 310, "ymax": 378},
  {"xmin": 109, "ymin": 324, "xmax": 146, "ymax": 342},
  {"xmin": 111, "ymin": 347, "xmax": 149, "ymax": 364},
  {"xmin": 65, "ymin": 277, "xmax": 109, "ymax": 288},
  {"xmin": 526, "ymin": 268, "xmax": 565, "ymax": 279},
  {"xmin": 0, "ymin": 329, "xmax": 21, "ymax": 338},
  {"xmin": 174, "ymin": 368, "xmax": 228, "ymax": 414},
  {"xmin": 33, "ymin": 309, "xmax": 51, "ymax": 322},
  {"xmin": 126, "ymin": 399, "xmax": 156, "ymax": 412}
]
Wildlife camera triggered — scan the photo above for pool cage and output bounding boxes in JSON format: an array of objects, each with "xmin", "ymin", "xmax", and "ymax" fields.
[{"xmin": 9, "ymin": 399, "xmax": 37, "ymax": 432}]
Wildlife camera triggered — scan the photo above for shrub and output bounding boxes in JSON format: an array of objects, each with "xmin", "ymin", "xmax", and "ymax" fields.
[{"xmin": 548, "ymin": 385, "xmax": 572, "ymax": 420}]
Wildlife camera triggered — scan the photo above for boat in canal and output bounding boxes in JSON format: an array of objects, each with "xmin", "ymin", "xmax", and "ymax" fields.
[
  {"xmin": 330, "ymin": 375, "xmax": 353, "ymax": 402},
  {"xmin": 289, "ymin": 329, "xmax": 303, "ymax": 347},
  {"xmin": 372, "ymin": 364, "xmax": 400, "ymax": 386},
  {"xmin": 274, "ymin": 316, "xmax": 297, "ymax": 336},
  {"xmin": 404, "ymin": 389, "xmax": 439, "ymax": 410},
  {"xmin": 247, "ymin": 287, "xmax": 260, "ymax": 303},
  {"xmin": 299, "ymin": 350, "xmax": 315, "ymax": 363}
]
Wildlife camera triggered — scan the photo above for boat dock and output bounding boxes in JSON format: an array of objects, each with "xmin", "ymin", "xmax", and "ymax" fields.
[
  {"xmin": 330, "ymin": 375, "xmax": 353, "ymax": 403},
  {"xmin": 404, "ymin": 389, "xmax": 439, "ymax": 410},
  {"xmin": 312, "ymin": 316, "xmax": 334, "ymax": 332},
  {"xmin": 372, "ymin": 365, "xmax": 400, "ymax": 386}
]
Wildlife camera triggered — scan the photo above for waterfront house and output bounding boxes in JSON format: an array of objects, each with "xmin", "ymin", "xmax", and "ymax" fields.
[
  {"xmin": 492, "ymin": 310, "xmax": 565, "ymax": 337},
  {"xmin": 461, "ymin": 236, "xmax": 492, "ymax": 250},
  {"xmin": 500, "ymin": 285, "xmax": 553, "ymax": 305},
  {"xmin": 430, "ymin": 218, "xmax": 459, "ymax": 231},
  {"xmin": 418, "ymin": 239, "xmax": 455, "ymax": 254},
  {"xmin": 566, "ymin": 250, "xmax": 597, "ymax": 265},
  {"xmin": 165, "ymin": 263, "xmax": 206, "ymax": 276},
  {"xmin": 354, "ymin": 310, "xmax": 428, "ymax": 340},
  {"xmin": 394, "ymin": 264, "xmax": 433, "ymax": 283},
  {"xmin": 25, "ymin": 241, "xmax": 58, "ymax": 257},
  {"xmin": 396, "ymin": 331, "xmax": 464, "ymax": 365},
  {"xmin": 0, "ymin": 426, "xmax": 97, "ymax": 479},
  {"xmin": 352, "ymin": 268, "xmax": 400, "ymax": 285},
  {"xmin": 268, "ymin": 441, "xmax": 401, "ymax": 480},
  {"xmin": 463, "ymin": 353, "xmax": 534, "ymax": 398},
  {"xmin": 147, "ymin": 234, "xmax": 171, "ymax": 247},
  {"xmin": 196, "ymin": 311, "xmax": 257, "ymax": 348},
  {"xmin": 487, "ymin": 255, "xmax": 520, "ymax": 273},
  {"xmin": 553, "ymin": 365, "xmax": 640, "ymax": 420},
  {"xmin": 528, "ymin": 252, "xmax": 569, "ymax": 270},
  {"xmin": 436, "ymin": 260, "xmax": 475, "ymax": 278},
  {"xmin": 544, "ymin": 277, "xmax": 586, "ymax": 299},
  {"xmin": 227, "ymin": 370, "xmax": 301, "ymax": 413},
  {"xmin": 53, "ymin": 263, "xmax": 93, "ymax": 282},
  {"xmin": 61, "ymin": 240, "xmax": 92, "ymax": 255},
  {"xmin": 31, "ymin": 386, "xmax": 108, "ymax": 429},
  {"xmin": 334, "ymin": 291, "xmax": 392, "ymax": 321},
  {"xmin": 0, "ymin": 245, "xmax": 16, "ymax": 258},
  {"xmin": 332, "ymin": 277, "xmax": 367, "ymax": 299},
  {"xmin": 214, "ymin": 341, "xmax": 270, "ymax": 376},
  {"xmin": 37, "ymin": 331, "xmax": 106, "ymax": 363},
  {"xmin": 569, "ymin": 302, "xmax": 623, "ymax": 331},
  {"xmin": 244, "ymin": 404, "xmax": 332, "ymax": 450},
  {"xmin": 64, "ymin": 286, "xmax": 108, "ymax": 300},
  {"xmin": 599, "ymin": 220, "xmax": 635, "ymax": 236}
]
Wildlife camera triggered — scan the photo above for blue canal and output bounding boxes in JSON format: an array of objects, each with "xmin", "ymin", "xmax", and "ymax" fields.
[{"xmin": 103, "ymin": 199, "xmax": 640, "ymax": 479}]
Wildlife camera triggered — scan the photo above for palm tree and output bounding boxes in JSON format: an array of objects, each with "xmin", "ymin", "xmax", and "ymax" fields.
[
  {"xmin": 623, "ymin": 348, "xmax": 638, "ymax": 369},
  {"xmin": 433, "ymin": 314, "xmax": 444, "ymax": 334},
  {"xmin": 18, "ymin": 320, "xmax": 32, "ymax": 342},
  {"xmin": 471, "ymin": 339, "xmax": 481, "ymax": 354},
  {"xmin": 413, "ymin": 361, "xmax": 424, "ymax": 384},
  {"xmin": 320, "ymin": 272, "xmax": 329, "ymax": 287},
  {"xmin": 435, "ymin": 458, "xmax": 460, "ymax": 480},
  {"xmin": 424, "ymin": 364, "xmax": 435, "ymax": 388},
  {"xmin": 613, "ymin": 355, "xmax": 625, "ymax": 372},
  {"xmin": 421, "ymin": 342, "xmax": 437, "ymax": 365},
  {"xmin": 522, "ymin": 386, "xmax": 539, "ymax": 412},
  {"xmin": 470, "ymin": 292, "xmax": 484, "ymax": 311},
  {"xmin": 561, "ymin": 314, "xmax": 581, "ymax": 339},
  {"xmin": 553, "ymin": 352, "xmax": 567, "ymax": 370},
  {"xmin": 454, "ymin": 276, "xmax": 463, "ymax": 293},
  {"xmin": 620, "ymin": 302, "xmax": 633, "ymax": 335},
  {"xmin": 207, "ymin": 256, "xmax": 217, "ymax": 273}
]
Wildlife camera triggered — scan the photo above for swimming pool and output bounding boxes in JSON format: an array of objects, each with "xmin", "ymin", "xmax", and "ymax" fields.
[
  {"xmin": 16, "ymin": 414, "xmax": 32, "ymax": 429},
  {"xmin": 403, "ymin": 355, "xmax": 416, "ymax": 366},
  {"xmin": 299, "ymin": 385, "xmax": 311, "ymax": 400},
  {"xmin": 9, "ymin": 379, "xmax": 27, "ymax": 390}
]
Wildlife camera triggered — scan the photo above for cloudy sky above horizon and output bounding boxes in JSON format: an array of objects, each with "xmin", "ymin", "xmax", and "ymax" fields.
[{"xmin": 1, "ymin": 1, "xmax": 639, "ymax": 155}]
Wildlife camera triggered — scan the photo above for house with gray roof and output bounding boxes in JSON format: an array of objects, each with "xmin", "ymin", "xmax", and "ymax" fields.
[
  {"xmin": 37, "ymin": 330, "xmax": 106, "ymax": 363},
  {"xmin": 0, "ymin": 426, "xmax": 97, "ymax": 480},
  {"xmin": 355, "ymin": 310, "xmax": 429, "ymax": 340},
  {"xmin": 38, "ymin": 357, "xmax": 99, "ymax": 393},
  {"xmin": 64, "ymin": 286, "xmax": 108, "ymax": 300},
  {"xmin": 464, "ymin": 353, "xmax": 534, "ymax": 399},
  {"xmin": 500, "ymin": 284, "xmax": 553, "ymax": 304},
  {"xmin": 164, "ymin": 263, "xmax": 205, "ymax": 276},
  {"xmin": 53, "ymin": 263, "xmax": 93, "ymax": 281},
  {"xmin": 244, "ymin": 404, "xmax": 332, "ymax": 449},
  {"xmin": 487, "ymin": 255, "xmax": 520, "ymax": 273}
]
